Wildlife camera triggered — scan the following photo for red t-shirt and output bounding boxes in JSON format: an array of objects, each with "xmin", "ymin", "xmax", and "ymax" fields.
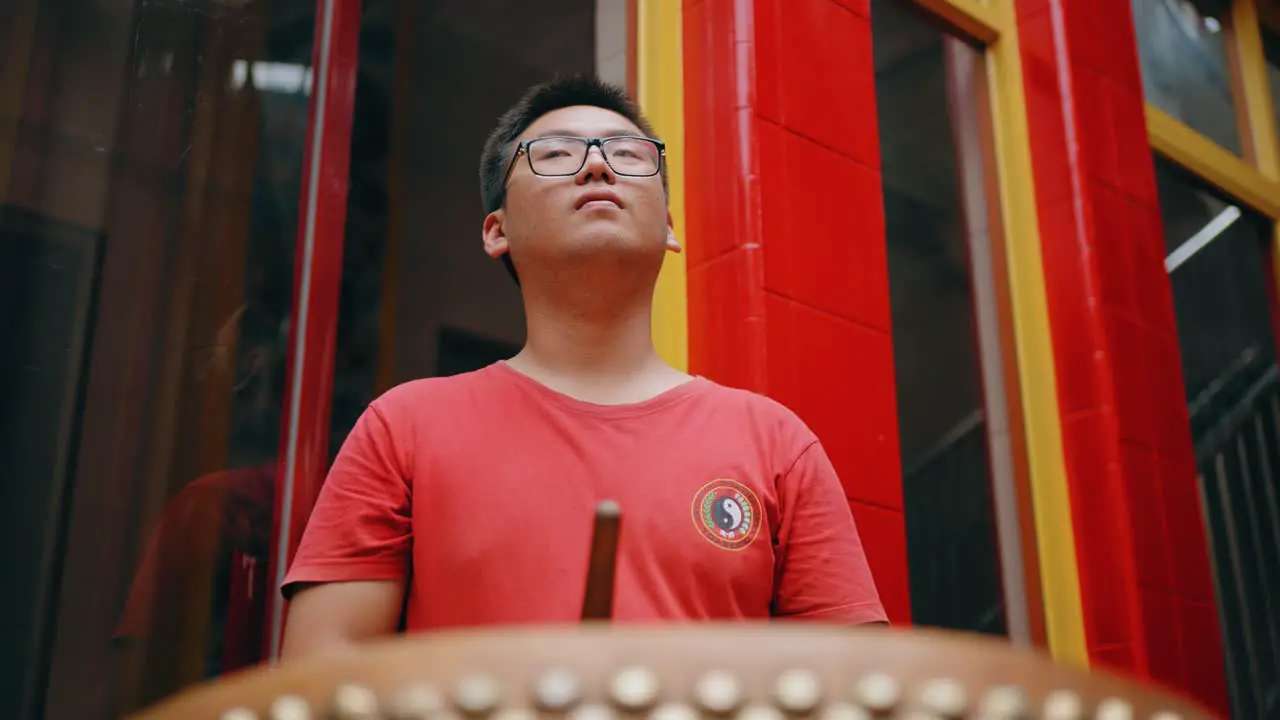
[{"xmin": 283, "ymin": 362, "xmax": 886, "ymax": 627}]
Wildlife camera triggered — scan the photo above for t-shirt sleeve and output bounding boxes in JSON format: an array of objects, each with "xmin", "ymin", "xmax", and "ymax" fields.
[
  {"xmin": 282, "ymin": 401, "xmax": 412, "ymax": 596},
  {"xmin": 772, "ymin": 440, "xmax": 888, "ymax": 624}
]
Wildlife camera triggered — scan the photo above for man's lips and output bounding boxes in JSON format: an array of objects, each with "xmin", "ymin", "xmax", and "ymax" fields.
[{"xmin": 575, "ymin": 191, "xmax": 624, "ymax": 210}]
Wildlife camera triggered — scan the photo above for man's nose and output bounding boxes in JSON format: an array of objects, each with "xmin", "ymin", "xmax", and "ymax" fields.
[{"xmin": 577, "ymin": 145, "xmax": 615, "ymax": 183}]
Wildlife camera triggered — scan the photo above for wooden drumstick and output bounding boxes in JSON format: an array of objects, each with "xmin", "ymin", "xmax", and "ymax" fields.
[{"xmin": 581, "ymin": 499, "xmax": 621, "ymax": 622}]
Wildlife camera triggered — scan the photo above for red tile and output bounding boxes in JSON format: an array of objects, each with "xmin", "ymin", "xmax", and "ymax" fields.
[
  {"xmin": 706, "ymin": 0, "xmax": 738, "ymax": 102},
  {"xmin": 1127, "ymin": 199, "xmax": 1175, "ymax": 329},
  {"xmin": 1070, "ymin": 68, "xmax": 1122, "ymax": 189},
  {"xmin": 1060, "ymin": 0, "xmax": 1107, "ymax": 74},
  {"xmin": 1091, "ymin": 643, "xmax": 1140, "ymax": 677},
  {"xmin": 1019, "ymin": 13, "xmax": 1073, "ymax": 206},
  {"xmin": 1128, "ymin": 198, "xmax": 1166, "ymax": 264},
  {"xmin": 752, "ymin": 0, "xmax": 781, "ymax": 123},
  {"xmin": 1120, "ymin": 442, "xmax": 1173, "ymax": 591},
  {"xmin": 682, "ymin": 0, "xmax": 710, "ymax": 114},
  {"xmin": 733, "ymin": 108, "xmax": 765, "ymax": 258},
  {"xmin": 1159, "ymin": 449, "xmax": 1217, "ymax": 604},
  {"xmin": 765, "ymin": 293, "xmax": 904, "ymax": 510},
  {"xmin": 689, "ymin": 247, "xmax": 765, "ymax": 391},
  {"xmin": 1138, "ymin": 588, "xmax": 1185, "ymax": 689},
  {"xmin": 1087, "ymin": 182, "xmax": 1136, "ymax": 317},
  {"xmin": 757, "ymin": 115, "xmax": 788, "ymax": 254},
  {"xmin": 1099, "ymin": 0, "xmax": 1145, "ymax": 94},
  {"xmin": 1079, "ymin": 573, "xmax": 1140, "ymax": 651},
  {"xmin": 1110, "ymin": 86, "xmax": 1156, "ymax": 204},
  {"xmin": 683, "ymin": 0, "xmax": 743, "ymax": 268},
  {"xmin": 761, "ymin": 129, "xmax": 890, "ymax": 330},
  {"xmin": 1150, "ymin": 335, "xmax": 1194, "ymax": 456},
  {"xmin": 1065, "ymin": 433, "xmax": 1151, "ymax": 659},
  {"xmin": 1059, "ymin": 413, "xmax": 1145, "ymax": 652},
  {"xmin": 1102, "ymin": 311, "xmax": 1157, "ymax": 448},
  {"xmin": 1059, "ymin": 414, "xmax": 1130, "ymax": 584},
  {"xmin": 1015, "ymin": 0, "xmax": 1050, "ymax": 24},
  {"xmin": 776, "ymin": 0, "xmax": 879, "ymax": 166},
  {"xmin": 1175, "ymin": 599, "xmax": 1229, "ymax": 715},
  {"xmin": 1038, "ymin": 198, "xmax": 1110, "ymax": 417},
  {"xmin": 848, "ymin": 500, "xmax": 910, "ymax": 624},
  {"xmin": 834, "ymin": 0, "xmax": 869, "ymax": 18}
]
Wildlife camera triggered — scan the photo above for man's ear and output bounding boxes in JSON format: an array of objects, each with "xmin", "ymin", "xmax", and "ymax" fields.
[
  {"xmin": 483, "ymin": 210, "xmax": 510, "ymax": 258},
  {"xmin": 665, "ymin": 209, "xmax": 682, "ymax": 253}
]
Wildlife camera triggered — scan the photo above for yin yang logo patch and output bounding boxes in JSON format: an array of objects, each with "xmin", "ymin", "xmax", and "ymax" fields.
[{"xmin": 692, "ymin": 479, "xmax": 762, "ymax": 551}]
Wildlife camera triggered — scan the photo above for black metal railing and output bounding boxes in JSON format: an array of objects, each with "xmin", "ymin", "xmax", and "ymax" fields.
[
  {"xmin": 1194, "ymin": 363, "xmax": 1280, "ymax": 720},
  {"xmin": 901, "ymin": 409, "xmax": 1007, "ymax": 636}
]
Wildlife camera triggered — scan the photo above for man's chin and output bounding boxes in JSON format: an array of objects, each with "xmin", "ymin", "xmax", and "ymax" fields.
[{"xmin": 561, "ymin": 229, "xmax": 663, "ymax": 255}]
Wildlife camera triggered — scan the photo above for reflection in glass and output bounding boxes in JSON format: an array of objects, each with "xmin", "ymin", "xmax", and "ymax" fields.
[
  {"xmin": 1132, "ymin": 0, "xmax": 1240, "ymax": 153},
  {"xmin": 1156, "ymin": 155, "xmax": 1280, "ymax": 719},
  {"xmin": 872, "ymin": 0, "xmax": 1015, "ymax": 637},
  {"xmin": 1264, "ymin": 22, "xmax": 1280, "ymax": 162},
  {"xmin": 0, "ymin": 0, "xmax": 315, "ymax": 716},
  {"xmin": 326, "ymin": 0, "xmax": 604, "ymax": 437}
]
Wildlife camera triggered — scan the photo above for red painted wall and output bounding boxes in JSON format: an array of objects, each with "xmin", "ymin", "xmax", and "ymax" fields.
[
  {"xmin": 1016, "ymin": 0, "xmax": 1227, "ymax": 712},
  {"xmin": 681, "ymin": 0, "xmax": 912, "ymax": 624}
]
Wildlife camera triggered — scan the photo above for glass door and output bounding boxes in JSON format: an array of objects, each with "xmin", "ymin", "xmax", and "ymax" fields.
[
  {"xmin": 284, "ymin": 0, "xmax": 628, "ymax": 621},
  {"xmin": 0, "ymin": 0, "xmax": 338, "ymax": 716}
]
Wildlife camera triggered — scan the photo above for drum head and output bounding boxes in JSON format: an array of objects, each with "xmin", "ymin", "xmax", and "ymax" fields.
[{"xmin": 130, "ymin": 624, "xmax": 1217, "ymax": 720}]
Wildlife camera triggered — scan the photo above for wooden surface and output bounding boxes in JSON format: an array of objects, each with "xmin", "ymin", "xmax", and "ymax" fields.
[
  {"xmin": 130, "ymin": 624, "xmax": 1218, "ymax": 719},
  {"xmin": 581, "ymin": 500, "xmax": 622, "ymax": 622}
]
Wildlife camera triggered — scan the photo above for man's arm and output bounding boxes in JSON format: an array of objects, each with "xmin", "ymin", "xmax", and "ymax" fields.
[
  {"xmin": 281, "ymin": 580, "xmax": 404, "ymax": 659},
  {"xmin": 772, "ymin": 440, "xmax": 889, "ymax": 624},
  {"xmin": 279, "ymin": 401, "xmax": 414, "ymax": 659}
]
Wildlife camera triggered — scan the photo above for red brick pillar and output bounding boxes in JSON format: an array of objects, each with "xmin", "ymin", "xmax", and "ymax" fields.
[
  {"xmin": 681, "ymin": 0, "xmax": 911, "ymax": 624},
  {"xmin": 1016, "ymin": 0, "xmax": 1227, "ymax": 711}
]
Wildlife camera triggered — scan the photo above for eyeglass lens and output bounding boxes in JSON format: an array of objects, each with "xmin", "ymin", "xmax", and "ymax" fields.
[{"xmin": 527, "ymin": 137, "xmax": 660, "ymax": 176}]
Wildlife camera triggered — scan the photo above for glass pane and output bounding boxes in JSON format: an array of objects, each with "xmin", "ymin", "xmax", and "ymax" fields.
[
  {"xmin": 872, "ymin": 0, "xmax": 1013, "ymax": 636},
  {"xmin": 325, "ymin": 0, "xmax": 615, "ymax": 434},
  {"xmin": 1155, "ymin": 154, "xmax": 1280, "ymax": 719},
  {"xmin": 0, "ymin": 0, "xmax": 316, "ymax": 716},
  {"xmin": 320, "ymin": 0, "xmax": 607, "ymax": 531},
  {"xmin": 1263, "ymin": 22, "xmax": 1280, "ymax": 164},
  {"xmin": 1132, "ymin": 0, "xmax": 1241, "ymax": 153}
]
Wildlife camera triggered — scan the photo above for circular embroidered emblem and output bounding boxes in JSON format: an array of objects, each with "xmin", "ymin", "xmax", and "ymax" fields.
[{"xmin": 691, "ymin": 479, "xmax": 762, "ymax": 551}]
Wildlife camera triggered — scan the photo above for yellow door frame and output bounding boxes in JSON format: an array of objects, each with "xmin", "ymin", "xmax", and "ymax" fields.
[
  {"xmin": 1148, "ymin": 0, "xmax": 1280, "ymax": 290},
  {"xmin": 635, "ymin": 0, "xmax": 1091, "ymax": 663},
  {"xmin": 966, "ymin": 0, "xmax": 1090, "ymax": 667},
  {"xmin": 636, "ymin": 0, "xmax": 689, "ymax": 372},
  {"xmin": 903, "ymin": 0, "xmax": 1089, "ymax": 666}
]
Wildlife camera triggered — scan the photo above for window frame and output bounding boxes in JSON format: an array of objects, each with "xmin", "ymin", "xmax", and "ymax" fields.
[{"xmin": 886, "ymin": 0, "xmax": 1081, "ymax": 659}]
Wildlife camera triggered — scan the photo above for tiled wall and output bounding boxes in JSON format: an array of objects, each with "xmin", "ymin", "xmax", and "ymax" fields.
[
  {"xmin": 681, "ymin": 0, "xmax": 912, "ymax": 624},
  {"xmin": 1015, "ymin": 0, "xmax": 1227, "ymax": 712}
]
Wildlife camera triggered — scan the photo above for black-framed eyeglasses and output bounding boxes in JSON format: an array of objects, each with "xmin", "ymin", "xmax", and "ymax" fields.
[{"xmin": 503, "ymin": 135, "xmax": 665, "ymax": 184}]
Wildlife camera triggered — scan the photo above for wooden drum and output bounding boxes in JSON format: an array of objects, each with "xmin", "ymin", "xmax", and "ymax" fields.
[{"xmin": 128, "ymin": 624, "xmax": 1217, "ymax": 720}]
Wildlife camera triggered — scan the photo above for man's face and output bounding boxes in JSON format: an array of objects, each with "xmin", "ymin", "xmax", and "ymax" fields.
[{"xmin": 483, "ymin": 105, "xmax": 679, "ymax": 276}]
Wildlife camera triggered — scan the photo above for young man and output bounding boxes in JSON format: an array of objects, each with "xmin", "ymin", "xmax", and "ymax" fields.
[{"xmin": 281, "ymin": 75, "xmax": 886, "ymax": 658}]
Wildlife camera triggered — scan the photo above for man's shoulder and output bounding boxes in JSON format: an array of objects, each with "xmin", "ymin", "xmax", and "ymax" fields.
[
  {"xmin": 691, "ymin": 378, "xmax": 817, "ymax": 443},
  {"xmin": 371, "ymin": 363, "xmax": 511, "ymax": 416}
]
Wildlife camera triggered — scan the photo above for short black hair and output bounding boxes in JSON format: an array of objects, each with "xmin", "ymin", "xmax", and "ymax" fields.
[{"xmin": 478, "ymin": 73, "xmax": 667, "ymax": 282}]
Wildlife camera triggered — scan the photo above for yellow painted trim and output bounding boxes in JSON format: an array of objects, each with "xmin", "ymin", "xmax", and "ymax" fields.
[
  {"xmin": 1231, "ymin": 0, "xmax": 1280, "ymax": 179},
  {"xmin": 921, "ymin": 0, "xmax": 1088, "ymax": 664},
  {"xmin": 1147, "ymin": 103, "xmax": 1280, "ymax": 219},
  {"xmin": 637, "ymin": 0, "xmax": 688, "ymax": 372},
  {"xmin": 984, "ymin": 1, "xmax": 1090, "ymax": 666},
  {"xmin": 912, "ymin": 0, "xmax": 1004, "ymax": 43},
  {"xmin": 1229, "ymin": 0, "xmax": 1280, "ymax": 348}
]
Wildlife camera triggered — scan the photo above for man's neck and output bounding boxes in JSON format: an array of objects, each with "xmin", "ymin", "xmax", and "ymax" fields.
[{"xmin": 508, "ymin": 286, "xmax": 690, "ymax": 405}]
